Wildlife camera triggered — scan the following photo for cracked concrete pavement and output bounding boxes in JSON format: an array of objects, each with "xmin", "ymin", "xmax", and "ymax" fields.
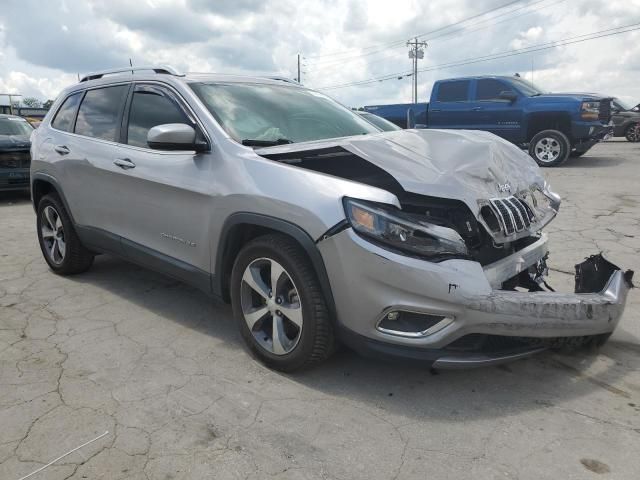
[{"xmin": 1, "ymin": 139, "xmax": 639, "ymax": 479}]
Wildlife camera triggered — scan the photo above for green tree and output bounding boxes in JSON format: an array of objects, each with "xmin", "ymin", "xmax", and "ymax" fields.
[{"xmin": 22, "ymin": 97, "xmax": 42, "ymax": 108}]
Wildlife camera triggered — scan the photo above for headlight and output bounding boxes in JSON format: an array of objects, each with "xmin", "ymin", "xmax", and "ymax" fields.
[
  {"xmin": 343, "ymin": 198, "xmax": 469, "ymax": 261},
  {"xmin": 581, "ymin": 101, "xmax": 600, "ymax": 120}
]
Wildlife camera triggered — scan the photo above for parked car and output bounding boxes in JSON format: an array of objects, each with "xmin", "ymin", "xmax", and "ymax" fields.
[
  {"xmin": 355, "ymin": 110, "xmax": 402, "ymax": 131},
  {"xmin": 0, "ymin": 114, "xmax": 33, "ymax": 191},
  {"xmin": 611, "ymin": 98, "xmax": 640, "ymax": 142},
  {"xmin": 365, "ymin": 76, "xmax": 614, "ymax": 167},
  {"xmin": 30, "ymin": 66, "xmax": 633, "ymax": 371}
]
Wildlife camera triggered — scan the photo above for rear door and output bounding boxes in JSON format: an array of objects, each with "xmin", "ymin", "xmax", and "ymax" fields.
[
  {"xmin": 428, "ymin": 80, "xmax": 473, "ymax": 129},
  {"xmin": 50, "ymin": 84, "xmax": 131, "ymax": 256},
  {"xmin": 113, "ymin": 83, "xmax": 213, "ymax": 280},
  {"xmin": 468, "ymin": 78, "xmax": 523, "ymax": 142}
]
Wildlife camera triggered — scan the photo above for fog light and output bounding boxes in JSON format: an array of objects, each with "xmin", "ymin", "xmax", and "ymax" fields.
[{"xmin": 377, "ymin": 310, "xmax": 452, "ymax": 338}]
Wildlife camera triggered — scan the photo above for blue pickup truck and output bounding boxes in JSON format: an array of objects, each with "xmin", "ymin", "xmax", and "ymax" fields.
[{"xmin": 364, "ymin": 76, "xmax": 613, "ymax": 166}]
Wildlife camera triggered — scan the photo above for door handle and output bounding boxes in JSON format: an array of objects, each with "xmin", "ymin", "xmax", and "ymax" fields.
[
  {"xmin": 113, "ymin": 158, "xmax": 136, "ymax": 170},
  {"xmin": 430, "ymin": 109, "xmax": 442, "ymax": 112},
  {"xmin": 54, "ymin": 145, "xmax": 70, "ymax": 155},
  {"xmin": 472, "ymin": 106, "xmax": 483, "ymax": 111}
]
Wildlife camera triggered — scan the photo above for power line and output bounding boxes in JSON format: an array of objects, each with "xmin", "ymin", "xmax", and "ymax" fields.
[
  {"xmin": 305, "ymin": 0, "xmax": 562, "ymax": 76},
  {"xmin": 316, "ymin": 23, "xmax": 640, "ymax": 90},
  {"xmin": 303, "ymin": 0, "xmax": 528, "ymax": 64}
]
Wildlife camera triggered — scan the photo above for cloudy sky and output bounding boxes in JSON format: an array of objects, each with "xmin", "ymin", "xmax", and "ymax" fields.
[{"xmin": 1, "ymin": 0, "xmax": 639, "ymax": 107}]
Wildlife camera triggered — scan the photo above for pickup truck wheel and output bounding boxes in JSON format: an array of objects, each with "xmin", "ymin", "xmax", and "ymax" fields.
[
  {"xmin": 231, "ymin": 234, "xmax": 335, "ymax": 372},
  {"xmin": 37, "ymin": 193, "xmax": 94, "ymax": 275},
  {"xmin": 528, "ymin": 130, "xmax": 570, "ymax": 167},
  {"xmin": 625, "ymin": 123, "xmax": 640, "ymax": 142}
]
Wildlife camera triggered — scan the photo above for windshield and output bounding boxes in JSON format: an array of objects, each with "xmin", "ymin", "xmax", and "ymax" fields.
[
  {"xmin": 0, "ymin": 117, "xmax": 34, "ymax": 136},
  {"xmin": 509, "ymin": 78, "xmax": 546, "ymax": 96},
  {"xmin": 613, "ymin": 98, "xmax": 633, "ymax": 111},
  {"xmin": 359, "ymin": 112, "xmax": 401, "ymax": 132},
  {"xmin": 190, "ymin": 82, "xmax": 379, "ymax": 144}
]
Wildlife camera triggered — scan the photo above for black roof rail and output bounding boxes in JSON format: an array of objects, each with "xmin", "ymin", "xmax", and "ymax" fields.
[{"xmin": 79, "ymin": 65, "xmax": 184, "ymax": 82}]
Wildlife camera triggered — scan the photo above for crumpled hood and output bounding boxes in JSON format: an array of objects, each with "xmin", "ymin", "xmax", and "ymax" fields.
[{"xmin": 257, "ymin": 129, "xmax": 544, "ymax": 215}]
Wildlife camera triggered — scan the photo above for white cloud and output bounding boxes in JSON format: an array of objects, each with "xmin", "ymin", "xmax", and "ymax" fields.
[{"xmin": 0, "ymin": 0, "xmax": 638, "ymax": 107}]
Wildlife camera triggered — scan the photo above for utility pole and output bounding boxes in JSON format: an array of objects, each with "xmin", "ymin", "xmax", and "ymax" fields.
[
  {"xmin": 297, "ymin": 54, "xmax": 301, "ymax": 84},
  {"xmin": 407, "ymin": 38, "xmax": 427, "ymax": 104},
  {"xmin": 1, "ymin": 93, "xmax": 22, "ymax": 115}
]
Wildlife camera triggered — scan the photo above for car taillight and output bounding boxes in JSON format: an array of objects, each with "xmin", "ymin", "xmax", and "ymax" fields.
[{"xmin": 581, "ymin": 101, "xmax": 600, "ymax": 120}]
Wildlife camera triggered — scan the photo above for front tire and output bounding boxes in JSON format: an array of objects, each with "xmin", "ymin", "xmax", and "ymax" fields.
[
  {"xmin": 37, "ymin": 193, "xmax": 94, "ymax": 275},
  {"xmin": 230, "ymin": 234, "xmax": 335, "ymax": 372},
  {"xmin": 528, "ymin": 130, "xmax": 570, "ymax": 167},
  {"xmin": 625, "ymin": 123, "xmax": 640, "ymax": 142}
]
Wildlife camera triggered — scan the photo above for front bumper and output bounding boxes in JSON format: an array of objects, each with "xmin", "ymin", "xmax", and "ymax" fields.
[
  {"xmin": 318, "ymin": 229, "xmax": 633, "ymax": 368},
  {"xmin": 0, "ymin": 167, "xmax": 30, "ymax": 190},
  {"xmin": 572, "ymin": 121, "xmax": 613, "ymax": 153}
]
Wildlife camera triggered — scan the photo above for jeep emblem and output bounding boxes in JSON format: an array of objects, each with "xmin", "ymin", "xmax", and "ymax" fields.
[{"xmin": 497, "ymin": 183, "xmax": 512, "ymax": 193}]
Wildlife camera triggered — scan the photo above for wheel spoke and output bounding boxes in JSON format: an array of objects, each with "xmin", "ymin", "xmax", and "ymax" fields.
[
  {"xmin": 244, "ymin": 306, "xmax": 269, "ymax": 330},
  {"xmin": 280, "ymin": 303, "xmax": 302, "ymax": 328},
  {"xmin": 271, "ymin": 314, "xmax": 287, "ymax": 355},
  {"xmin": 242, "ymin": 266, "xmax": 270, "ymax": 299},
  {"xmin": 50, "ymin": 241, "xmax": 58, "ymax": 262},
  {"xmin": 57, "ymin": 237, "xmax": 66, "ymax": 259},
  {"xmin": 44, "ymin": 206, "xmax": 57, "ymax": 230},
  {"xmin": 54, "ymin": 216, "xmax": 63, "ymax": 230},
  {"xmin": 41, "ymin": 225, "xmax": 54, "ymax": 239},
  {"xmin": 270, "ymin": 260, "xmax": 285, "ymax": 296}
]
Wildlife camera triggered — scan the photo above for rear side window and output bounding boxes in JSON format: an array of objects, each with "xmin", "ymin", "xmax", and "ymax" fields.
[
  {"xmin": 127, "ymin": 89, "xmax": 188, "ymax": 148},
  {"xmin": 51, "ymin": 93, "xmax": 82, "ymax": 132},
  {"xmin": 476, "ymin": 79, "xmax": 509, "ymax": 101},
  {"xmin": 75, "ymin": 85, "xmax": 129, "ymax": 141},
  {"xmin": 436, "ymin": 81, "xmax": 470, "ymax": 102}
]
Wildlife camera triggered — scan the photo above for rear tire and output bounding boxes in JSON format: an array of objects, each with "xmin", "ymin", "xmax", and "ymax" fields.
[
  {"xmin": 625, "ymin": 123, "xmax": 640, "ymax": 142},
  {"xmin": 37, "ymin": 193, "xmax": 94, "ymax": 275},
  {"xmin": 230, "ymin": 234, "xmax": 335, "ymax": 372},
  {"xmin": 528, "ymin": 130, "xmax": 570, "ymax": 167}
]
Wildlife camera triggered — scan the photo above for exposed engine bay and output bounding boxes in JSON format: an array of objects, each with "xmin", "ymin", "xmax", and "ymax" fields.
[{"xmin": 259, "ymin": 145, "xmax": 552, "ymax": 274}]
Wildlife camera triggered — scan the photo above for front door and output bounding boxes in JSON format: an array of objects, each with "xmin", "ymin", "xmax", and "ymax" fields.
[
  {"xmin": 468, "ymin": 78, "xmax": 523, "ymax": 143},
  {"xmin": 111, "ymin": 83, "xmax": 213, "ymax": 284}
]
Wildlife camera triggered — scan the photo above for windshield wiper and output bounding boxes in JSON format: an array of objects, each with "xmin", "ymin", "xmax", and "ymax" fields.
[{"xmin": 241, "ymin": 138, "xmax": 293, "ymax": 147}]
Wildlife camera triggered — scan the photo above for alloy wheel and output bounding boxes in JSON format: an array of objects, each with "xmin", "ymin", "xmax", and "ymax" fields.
[
  {"xmin": 534, "ymin": 137, "xmax": 561, "ymax": 163},
  {"xmin": 41, "ymin": 205, "xmax": 66, "ymax": 265},
  {"xmin": 240, "ymin": 257, "xmax": 303, "ymax": 355}
]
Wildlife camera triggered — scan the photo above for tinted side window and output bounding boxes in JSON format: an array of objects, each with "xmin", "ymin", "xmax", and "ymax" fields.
[
  {"xmin": 51, "ymin": 93, "xmax": 82, "ymax": 132},
  {"xmin": 477, "ymin": 79, "xmax": 509, "ymax": 101},
  {"xmin": 127, "ymin": 89, "xmax": 188, "ymax": 148},
  {"xmin": 75, "ymin": 85, "xmax": 129, "ymax": 141},
  {"xmin": 436, "ymin": 81, "xmax": 470, "ymax": 102}
]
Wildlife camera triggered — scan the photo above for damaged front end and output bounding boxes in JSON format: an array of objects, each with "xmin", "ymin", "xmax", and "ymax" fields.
[{"xmin": 256, "ymin": 129, "xmax": 634, "ymax": 367}]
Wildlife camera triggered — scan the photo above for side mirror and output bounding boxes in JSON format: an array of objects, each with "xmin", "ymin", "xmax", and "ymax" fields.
[
  {"xmin": 147, "ymin": 123, "xmax": 205, "ymax": 151},
  {"xmin": 612, "ymin": 108, "xmax": 621, "ymax": 114},
  {"xmin": 498, "ymin": 90, "xmax": 518, "ymax": 102}
]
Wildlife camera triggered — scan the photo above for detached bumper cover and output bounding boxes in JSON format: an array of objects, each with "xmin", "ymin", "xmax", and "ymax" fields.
[
  {"xmin": 572, "ymin": 123, "xmax": 614, "ymax": 152},
  {"xmin": 320, "ymin": 229, "xmax": 633, "ymax": 367}
]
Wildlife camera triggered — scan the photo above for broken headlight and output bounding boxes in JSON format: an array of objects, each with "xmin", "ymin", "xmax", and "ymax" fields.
[{"xmin": 344, "ymin": 198, "xmax": 469, "ymax": 261}]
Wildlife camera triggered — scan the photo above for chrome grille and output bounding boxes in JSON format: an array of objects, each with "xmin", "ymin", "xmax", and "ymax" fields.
[{"xmin": 485, "ymin": 196, "xmax": 535, "ymax": 235}]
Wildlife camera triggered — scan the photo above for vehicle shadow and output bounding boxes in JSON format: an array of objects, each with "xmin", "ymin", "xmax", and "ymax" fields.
[
  {"xmin": 563, "ymin": 155, "xmax": 627, "ymax": 168},
  {"xmin": 68, "ymin": 254, "xmax": 639, "ymax": 422}
]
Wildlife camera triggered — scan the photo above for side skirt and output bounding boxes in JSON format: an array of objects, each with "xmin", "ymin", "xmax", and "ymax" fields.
[{"xmin": 76, "ymin": 225, "xmax": 215, "ymax": 297}]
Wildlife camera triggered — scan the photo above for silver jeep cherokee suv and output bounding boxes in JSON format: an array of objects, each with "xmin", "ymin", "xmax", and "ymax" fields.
[{"xmin": 30, "ymin": 66, "xmax": 633, "ymax": 371}]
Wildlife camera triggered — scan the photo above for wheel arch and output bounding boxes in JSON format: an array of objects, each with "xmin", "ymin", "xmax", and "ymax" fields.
[
  {"xmin": 214, "ymin": 213, "xmax": 337, "ymax": 321},
  {"xmin": 31, "ymin": 173, "xmax": 75, "ymax": 223},
  {"xmin": 525, "ymin": 112, "xmax": 573, "ymax": 143}
]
